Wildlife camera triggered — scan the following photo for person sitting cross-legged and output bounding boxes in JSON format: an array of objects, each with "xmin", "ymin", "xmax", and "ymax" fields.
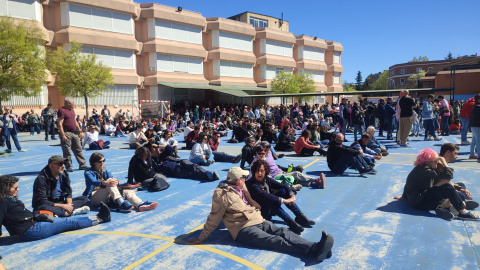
[
  {"xmin": 246, "ymin": 159, "xmax": 315, "ymax": 234},
  {"xmin": 326, "ymin": 133, "xmax": 376, "ymax": 175},
  {"xmin": 188, "ymin": 167, "xmax": 334, "ymax": 263}
]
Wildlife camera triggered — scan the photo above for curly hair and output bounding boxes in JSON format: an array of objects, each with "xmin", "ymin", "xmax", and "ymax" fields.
[
  {"xmin": 135, "ymin": 146, "xmax": 151, "ymax": 160},
  {"xmin": 250, "ymin": 159, "xmax": 270, "ymax": 179},
  {"xmin": 415, "ymin": 148, "xmax": 438, "ymax": 166},
  {"xmin": 0, "ymin": 175, "xmax": 19, "ymax": 198}
]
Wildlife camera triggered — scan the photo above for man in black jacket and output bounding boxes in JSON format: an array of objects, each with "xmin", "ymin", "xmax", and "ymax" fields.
[
  {"xmin": 326, "ymin": 134, "xmax": 376, "ymax": 175},
  {"xmin": 32, "ymin": 155, "xmax": 89, "ymax": 217}
]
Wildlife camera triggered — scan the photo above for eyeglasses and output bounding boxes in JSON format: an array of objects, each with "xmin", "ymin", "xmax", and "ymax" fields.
[
  {"xmin": 257, "ymin": 152, "xmax": 266, "ymax": 156},
  {"xmin": 96, "ymin": 159, "xmax": 106, "ymax": 163},
  {"xmin": 52, "ymin": 162, "xmax": 65, "ymax": 166}
]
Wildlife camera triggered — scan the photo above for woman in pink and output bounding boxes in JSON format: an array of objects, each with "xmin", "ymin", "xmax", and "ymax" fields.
[{"xmin": 293, "ymin": 130, "xmax": 327, "ymax": 156}]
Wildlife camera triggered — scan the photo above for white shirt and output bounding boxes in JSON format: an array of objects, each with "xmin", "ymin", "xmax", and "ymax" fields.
[
  {"xmin": 83, "ymin": 131, "xmax": 99, "ymax": 148},
  {"xmin": 129, "ymin": 130, "xmax": 145, "ymax": 144},
  {"xmin": 184, "ymin": 126, "xmax": 193, "ymax": 138},
  {"xmin": 105, "ymin": 124, "xmax": 115, "ymax": 134},
  {"xmin": 159, "ymin": 137, "xmax": 178, "ymax": 147}
]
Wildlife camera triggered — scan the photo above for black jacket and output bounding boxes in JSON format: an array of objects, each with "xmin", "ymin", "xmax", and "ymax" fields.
[
  {"xmin": 246, "ymin": 176, "xmax": 294, "ymax": 212},
  {"xmin": 128, "ymin": 155, "xmax": 156, "ymax": 184},
  {"xmin": 326, "ymin": 140, "xmax": 361, "ymax": 170},
  {"xmin": 32, "ymin": 166, "xmax": 73, "ymax": 210},
  {"xmin": 261, "ymin": 129, "xmax": 278, "ymax": 144},
  {"xmin": 470, "ymin": 104, "xmax": 480, "ymax": 128},
  {"xmin": 0, "ymin": 198, "xmax": 34, "ymax": 236},
  {"xmin": 240, "ymin": 144, "xmax": 256, "ymax": 169}
]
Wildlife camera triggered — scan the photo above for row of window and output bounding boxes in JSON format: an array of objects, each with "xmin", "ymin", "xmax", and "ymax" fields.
[
  {"xmin": 211, "ymin": 30, "xmax": 253, "ymax": 52},
  {"xmin": 149, "ymin": 53, "xmax": 204, "ymax": 75},
  {"xmin": 390, "ymin": 67, "xmax": 424, "ymax": 76},
  {"xmin": 0, "ymin": 0, "xmax": 41, "ymax": 22},
  {"xmin": 148, "ymin": 18, "xmax": 202, "ymax": 45},
  {"xmin": 76, "ymin": 45, "xmax": 135, "ymax": 70},
  {"xmin": 213, "ymin": 61, "xmax": 253, "ymax": 78}
]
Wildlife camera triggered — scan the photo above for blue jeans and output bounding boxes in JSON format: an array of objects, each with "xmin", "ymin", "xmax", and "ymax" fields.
[
  {"xmin": 5, "ymin": 128, "xmax": 22, "ymax": 151},
  {"xmin": 21, "ymin": 216, "xmax": 96, "ymax": 241},
  {"xmin": 190, "ymin": 155, "xmax": 213, "ymax": 165},
  {"xmin": 460, "ymin": 117, "xmax": 470, "ymax": 142},
  {"xmin": 411, "ymin": 122, "xmax": 420, "ymax": 135},
  {"xmin": 423, "ymin": 119, "xmax": 437, "ymax": 139},
  {"xmin": 89, "ymin": 141, "xmax": 111, "ymax": 150},
  {"xmin": 115, "ymin": 130, "xmax": 125, "ymax": 137},
  {"xmin": 212, "ymin": 151, "xmax": 236, "ymax": 163},
  {"xmin": 30, "ymin": 123, "xmax": 40, "ymax": 135},
  {"xmin": 386, "ymin": 117, "xmax": 394, "ymax": 138},
  {"xmin": 44, "ymin": 121, "xmax": 56, "ymax": 139},
  {"xmin": 330, "ymin": 152, "xmax": 370, "ymax": 174},
  {"xmin": 353, "ymin": 124, "xmax": 363, "ymax": 141},
  {"xmin": 265, "ymin": 188, "xmax": 302, "ymax": 222},
  {"xmin": 441, "ymin": 115, "xmax": 450, "ymax": 136},
  {"xmin": 470, "ymin": 127, "xmax": 480, "ymax": 157}
]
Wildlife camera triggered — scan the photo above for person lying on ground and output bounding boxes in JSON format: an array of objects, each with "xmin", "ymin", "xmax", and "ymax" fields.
[{"xmin": 188, "ymin": 167, "xmax": 334, "ymax": 263}]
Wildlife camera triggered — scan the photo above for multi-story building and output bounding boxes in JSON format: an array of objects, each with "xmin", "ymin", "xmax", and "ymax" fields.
[
  {"xmin": 388, "ymin": 59, "xmax": 451, "ymax": 89},
  {"xmin": 1, "ymin": 1, "xmax": 343, "ymax": 116}
]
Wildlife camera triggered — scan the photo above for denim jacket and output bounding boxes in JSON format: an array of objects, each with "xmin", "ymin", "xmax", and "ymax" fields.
[
  {"xmin": 422, "ymin": 101, "xmax": 434, "ymax": 120},
  {"xmin": 82, "ymin": 168, "xmax": 114, "ymax": 198}
]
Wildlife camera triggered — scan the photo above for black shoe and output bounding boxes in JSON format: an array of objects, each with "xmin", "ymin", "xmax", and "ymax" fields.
[
  {"xmin": 387, "ymin": 137, "xmax": 394, "ymax": 140},
  {"xmin": 315, "ymin": 231, "xmax": 334, "ymax": 262},
  {"xmin": 79, "ymin": 166, "xmax": 88, "ymax": 170},
  {"xmin": 295, "ymin": 213, "xmax": 315, "ymax": 227},
  {"xmin": 343, "ymin": 139, "xmax": 349, "ymax": 142},
  {"xmin": 233, "ymin": 154, "xmax": 242, "ymax": 163},
  {"xmin": 435, "ymin": 208, "xmax": 454, "ymax": 221},
  {"xmin": 466, "ymin": 201, "xmax": 479, "ymax": 210},
  {"xmin": 98, "ymin": 202, "xmax": 111, "ymax": 223},
  {"xmin": 277, "ymin": 154, "xmax": 285, "ymax": 158},
  {"xmin": 286, "ymin": 218, "xmax": 304, "ymax": 233},
  {"xmin": 457, "ymin": 211, "xmax": 480, "ymax": 221},
  {"xmin": 294, "ymin": 165, "xmax": 304, "ymax": 173},
  {"xmin": 45, "ymin": 138, "xmax": 49, "ymax": 141},
  {"xmin": 319, "ymin": 149, "xmax": 327, "ymax": 156}
]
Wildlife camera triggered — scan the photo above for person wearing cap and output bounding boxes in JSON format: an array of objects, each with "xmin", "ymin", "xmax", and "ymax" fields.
[
  {"xmin": 188, "ymin": 167, "xmax": 334, "ymax": 263},
  {"xmin": 41, "ymin": 103, "xmax": 57, "ymax": 141},
  {"xmin": 32, "ymin": 155, "xmax": 90, "ymax": 217}
]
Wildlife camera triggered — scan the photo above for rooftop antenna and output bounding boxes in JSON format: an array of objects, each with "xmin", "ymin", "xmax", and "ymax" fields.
[{"xmin": 280, "ymin": 12, "xmax": 284, "ymax": 30}]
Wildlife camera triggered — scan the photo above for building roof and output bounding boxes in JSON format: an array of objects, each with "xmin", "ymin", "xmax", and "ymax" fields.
[
  {"xmin": 227, "ymin": 11, "xmax": 289, "ymax": 22},
  {"xmin": 426, "ymin": 56, "xmax": 480, "ymax": 75}
]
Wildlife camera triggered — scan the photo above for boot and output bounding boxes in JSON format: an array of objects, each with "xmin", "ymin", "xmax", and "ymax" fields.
[
  {"xmin": 295, "ymin": 213, "xmax": 316, "ymax": 226},
  {"xmin": 286, "ymin": 218, "xmax": 304, "ymax": 233}
]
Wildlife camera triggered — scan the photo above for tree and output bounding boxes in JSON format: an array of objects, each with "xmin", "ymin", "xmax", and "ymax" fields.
[
  {"xmin": 295, "ymin": 72, "xmax": 316, "ymax": 102},
  {"xmin": 445, "ymin": 51, "xmax": 453, "ymax": 60},
  {"xmin": 406, "ymin": 70, "xmax": 426, "ymax": 89},
  {"xmin": 271, "ymin": 71, "xmax": 299, "ymax": 104},
  {"xmin": 0, "ymin": 17, "xmax": 47, "ymax": 107},
  {"xmin": 355, "ymin": 71, "xmax": 363, "ymax": 90},
  {"xmin": 47, "ymin": 42, "xmax": 114, "ymax": 119},
  {"xmin": 343, "ymin": 84, "xmax": 356, "ymax": 92},
  {"xmin": 371, "ymin": 70, "xmax": 389, "ymax": 90},
  {"xmin": 409, "ymin": 56, "xmax": 429, "ymax": 63}
]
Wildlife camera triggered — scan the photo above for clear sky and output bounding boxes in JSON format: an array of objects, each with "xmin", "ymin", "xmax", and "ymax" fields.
[{"xmin": 136, "ymin": 0, "xmax": 480, "ymax": 83}]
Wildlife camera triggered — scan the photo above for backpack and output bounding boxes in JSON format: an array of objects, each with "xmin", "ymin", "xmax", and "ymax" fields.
[{"xmin": 147, "ymin": 175, "xmax": 170, "ymax": 192}]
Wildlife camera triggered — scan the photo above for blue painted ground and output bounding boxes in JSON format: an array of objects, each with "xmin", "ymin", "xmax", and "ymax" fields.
[{"xmin": 1, "ymin": 129, "xmax": 479, "ymax": 270}]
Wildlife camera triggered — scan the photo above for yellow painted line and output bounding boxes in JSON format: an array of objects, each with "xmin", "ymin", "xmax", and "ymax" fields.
[
  {"xmin": 303, "ymin": 159, "xmax": 319, "ymax": 169},
  {"xmin": 62, "ymin": 229, "xmax": 265, "ymax": 270}
]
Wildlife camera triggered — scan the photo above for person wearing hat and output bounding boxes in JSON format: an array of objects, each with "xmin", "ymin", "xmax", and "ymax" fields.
[
  {"xmin": 32, "ymin": 155, "xmax": 90, "ymax": 217},
  {"xmin": 188, "ymin": 167, "xmax": 334, "ymax": 263}
]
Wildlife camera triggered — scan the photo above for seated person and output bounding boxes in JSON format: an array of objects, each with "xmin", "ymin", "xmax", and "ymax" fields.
[
  {"xmin": 159, "ymin": 130, "xmax": 179, "ymax": 156},
  {"xmin": 394, "ymin": 148, "xmax": 479, "ymax": 221},
  {"xmin": 261, "ymin": 123, "xmax": 278, "ymax": 144},
  {"xmin": 350, "ymin": 133, "xmax": 382, "ymax": 167},
  {"xmin": 82, "ymin": 125, "xmax": 110, "ymax": 150},
  {"xmin": 0, "ymin": 175, "xmax": 111, "ymax": 242},
  {"xmin": 449, "ymin": 119, "xmax": 461, "ymax": 134},
  {"xmin": 115, "ymin": 119, "xmax": 128, "ymax": 137},
  {"xmin": 232, "ymin": 120, "xmax": 251, "ymax": 143},
  {"xmin": 189, "ymin": 134, "xmax": 215, "ymax": 166},
  {"xmin": 127, "ymin": 146, "xmax": 168, "ymax": 187},
  {"xmin": 183, "ymin": 121, "xmax": 194, "ymax": 141},
  {"xmin": 150, "ymin": 144, "xmax": 219, "ymax": 181},
  {"xmin": 144, "ymin": 128, "xmax": 159, "ymax": 144},
  {"xmin": 166, "ymin": 119, "xmax": 176, "ymax": 133},
  {"xmin": 209, "ymin": 131, "xmax": 242, "ymax": 163},
  {"xmin": 310, "ymin": 124, "xmax": 329, "ymax": 148},
  {"xmin": 365, "ymin": 126, "xmax": 389, "ymax": 156},
  {"xmin": 188, "ymin": 167, "xmax": 334, "ymax": 263},
  {"xmin": 319, "ymin": 124, "xmax": 336, "ymax": 143},
  {"xmin": 32, "ymin": 156, "xmax": 89, "ymax": 217},
  {"xmin": 326, "ymin": 133, "xmax": 376, "ymax": 175},
  {"xmin": 241, "ymin": 137, "xmax": 257, "ymax": 169},
  {"xmin": 84, "ymin": 152, "xmax": 158, "ymax": 213},
  {"xmin": 294, "ymin": 130, "xmax": 327, "ymax": 157},
  {"xmin": 275, "ymin": 125, "xmax": 295, "ymax": 152},
  {"xmin": 246, "ymin": 160, "xmax": 315, "ymax": 234},
  {"xmin": 105, "ymin": 121, "xmax": 116, "ymax": 136},
  {"xmin": 129, "ymin": 124, "xmax": 149, "ymax": 149},
  {"xmin": 186, "ymin": 126, "xmax": 201, "ymax": 149}
]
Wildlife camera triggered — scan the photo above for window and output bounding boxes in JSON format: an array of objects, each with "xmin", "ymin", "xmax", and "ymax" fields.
[
  {"xmin": 334, "ymin": 52, "xmax": 341, "ymax": 64},
  {"xmin": 249, "ymin": 16, "xmax": 268, "ymax": 28},
  {"xmin": 416, "ymin": 68, "xmax": 422, "ymax": 73},
  {"xmin": 76, "ymin": 45, "xmax": 135, "ymax": 70},
  {"xmin": 390, "ymin": 70, "xmax": 395, "ymax": 76},
  {"xmin": 400, "ymin": 69, "xmax": 405, "ymax": 75},
  {"xmin": 214, "ymin": 61, "xmax": 252, "ymax": 78},
  {"xmin": 153, "ymin": 53, "xmax": 203, "ymax": 75},
  {"xmin": 150, "ymin": 19, "xmax": 202, "ymax": 44},
  {"xmin": 334, "ymin": 72, "xmax": 340, "ymax": 84},
  {"xmin": 300, "ymin": 69, "xmax": 324, "ymax": 83},
  {"xmin": 0, "ymin": 0, "xmax": 41, "ymax": 21},
  {"xmin": 301, "ymin": 46, "xmax": 325, "ymax": 61},
  {"xmin": 73, "ymin": 85, "xmax": 138, "ymax": 106},
  {"xmin": 400, "ymin": 78, "xmax": 405, "ymax": 85},
  {"xmin": 212, "ymin": 31, "xmax": 252, "ymax": 52},
  {"xmin": 263, "ymin": 40, "xmax": 293, "ymax": 57},
  {"xmin": 260, "ymin": 66, "xmax": 292, "ymax": 80}
]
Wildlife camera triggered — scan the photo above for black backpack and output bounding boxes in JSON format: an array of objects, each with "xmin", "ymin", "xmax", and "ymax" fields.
[{"xmin": 147, "ymin": 175, "xmax": 170, "ymax": 192}]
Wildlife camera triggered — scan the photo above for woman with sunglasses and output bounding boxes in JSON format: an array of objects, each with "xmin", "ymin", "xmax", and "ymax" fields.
[
  {"xmin": 83, "ymin": 152, "xmax": 158, "ymax": 212},
  {"xmin": 82, "ymin": 125, "xmax": 111, "ymax": 150},
  {"xmin": 0, "ymin": 175, "xmax": 111, "ymax": 241},
  {"xmin": 189, "ymin": 133, "xmax": 214, "ymax": 166}
]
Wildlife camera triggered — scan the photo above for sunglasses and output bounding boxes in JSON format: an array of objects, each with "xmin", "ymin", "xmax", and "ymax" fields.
[
  {"xmin": 257, "ymin": 152, "xmax": 266, "ymax": 156},
  {"xmin": 96, "ymin": 159, "xmax": 106, "ymax": 163},
  {"xmin": 52, "ymin": 162, "xmax": 66, "ymax": 166}
]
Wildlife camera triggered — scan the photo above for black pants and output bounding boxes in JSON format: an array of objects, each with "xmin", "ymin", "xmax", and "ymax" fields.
[
  {"xmin": 416, "ymin": 184, "xmax": 466, "ymax": 211},
  {"xmin": 275, "ymin": 143, "xmax": 294, "ymax": 152},
  {"xmin": 35, "ymin": 196, "xmax": 89, "ymax": 217},
  {"xmin": 378, "ymin": 117, "xmax": 385, "ymax": 136},
  {"xmin": 300, "ymin": 147, "xmax": 318, "ymax": 156}
]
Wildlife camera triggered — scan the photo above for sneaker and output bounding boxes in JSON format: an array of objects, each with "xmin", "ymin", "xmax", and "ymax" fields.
[
  {"xmin": 435, "ymin": 208, "xmax": 454, "ymax": 221},
  {"xmin": 79, "ymin": 165, "xmax": 88, "ymax": 170},
  {"xmin": 291, "ymin": 184, "xmax": 303, "ymax": 191},
  {"xmin": 469, "ymin": 155, "xmax": 479, "ymax": 159},
  {"xmin": 18, "ymin": 149, "xmax": 27, "ymax": 152},
  {"xmin": 233, "ymin": 154, "xmax": 242, "ymax": 163},
  {"xmin": 399, "ymin": 144, "xmax": 410, "ymax": 148},
  {"xmin": 360, "ymin": 169, "xmax": 377, "ymax": 175},
  {"xmin": 72, "ymin": 205, "xmax": 90, "ymax": 216},
  {"xmin": 466, "ymin": 201, "xmax": 479, "ymax": 210},
  {"xmin": 295, "ymin": 165, "xmax": 304, "ymax": 173},
  {"xmin": 97, "ymin": 202, "xmax": 111, "ymax": 223},
  {"xmin": 424, "ymin": 138, "xmax": 433, "ymax": 141},
  {"xmin": 315, "ymin": 231, "xmax": 334, "ymax": 262},
  {"xmin": 45, "ymin": 138, "xmax": 49, "ymax": 141},
  {"xmin": 138, "ymin": 201, "xmax": 158, "ymax": 212},
  {"xmin": 66, "ymin": 168, "xmax": 74, "ymax": 173},
  {"xmin": 277, "ymin": 154, "xmax": 285, "ymax": 158},
  {"xmin": 461, "ymin": 140, "xmax": 471, "ymax": 145},
  {"xmin": 119, "ymin": 201, "xmax": 134, "ymax": 213},
  {"xmin": 316, "ymin": 173, "xmax": 326, "ymax": 189},
  {"xmin": 434, "ymin": 137, "xmax": 443, "ymax": 141},
  {"xmin": 457, "ymin": 211, "xmax": 480, "ymax": 221}
]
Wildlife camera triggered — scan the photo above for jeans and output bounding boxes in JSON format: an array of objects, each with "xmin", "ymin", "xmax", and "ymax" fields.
[
  {"xmin": 330, "ymin": 153, "xmax": 371, "ymax": 174},
  {"xmin": 236, "ymin": 220, "xmax": 314, "ymax": 256},
  {"xmin": 353, "ymin": 124, "xmax": 363, "ymax": 141},
  {"xmin": 212, "ymin": 151, "xmax": 237, "ymax": 163},
  {"xmin": 5, "ymin": 128, "xmax": 22, "ymax": 151},
  {"xmin": 411, "ymin": 122, "xmax": 420, "ymax": 135},
  {"xmin": 30, "ymin": 123, "xmax": 40, "ymax": 135},
  {"xmin": 44, "ymin": 121, "xmax": 56, "ymax": 139},
  {"xmin": 115, "ymin": 130, "xmax": 125, "ymax": 137},
  {"xmin": 89, "ymin": 141, "xmax": 111, "ymax": 150},
  {"xmin": 378, "ymin": 117, "xmax": 385, "ymax": 136},
  {"xmin": 262, "ymin": 188, "xmax": 302, "ymax": 222},
  {"xmin": 441, "ymin": 115, "xmax": 450, "ymax": 136},
  {"xmin": 460, "ymin": 117, "xmax": 470, "ymax": 142},
  {"xmin": 470, "ymin": 127, "xmax": 480, "ymax": 157},
  {"xmin": 190, "ymin": 156, "xmax": 212, "ymax": 165},
  {"xmin": 21, "ymin": 216, "xmax": 97, "ymax": 241},
  {"xmin": 386, "ymin": 117, "xmax": 394, "ymax": 138},
  {"xmin": 423, "ymin": 119, "xmax": 437, "ymax": 139}
]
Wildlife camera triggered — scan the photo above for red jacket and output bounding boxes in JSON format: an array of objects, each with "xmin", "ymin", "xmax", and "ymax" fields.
[
  {"xmin": 294, "ymin": 136, "xmax": 316, "ymax": 155},
  {"xmin": 209, "ymin": 138, "xmax": 219, "ymax": 152},
  {"xmin": 460, "ymin": 97, "xmax": 476, "ymax": 119}
]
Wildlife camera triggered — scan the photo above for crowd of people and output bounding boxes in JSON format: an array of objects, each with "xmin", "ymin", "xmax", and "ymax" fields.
[{"xmin": 1, "ymin": 92, "xmax": 480, "ymax": 266}]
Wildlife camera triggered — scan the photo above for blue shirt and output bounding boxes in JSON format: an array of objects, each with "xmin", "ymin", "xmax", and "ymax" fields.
[{"xmin": 52, "ymin": 176, "xmax": 64, "ymax": 200}]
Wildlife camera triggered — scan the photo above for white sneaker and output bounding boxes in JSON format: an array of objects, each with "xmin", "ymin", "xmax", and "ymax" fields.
[
  {"xmin": 18, "ymin": 149, "xmax": 27, "ymax": 152},
  {"xmin": 72, "ymin": 206, "xmax": 90, "ymax": 216},
  {"xmin": 461, "ymin": 140, "xmax": 471, "ymax": 145}
]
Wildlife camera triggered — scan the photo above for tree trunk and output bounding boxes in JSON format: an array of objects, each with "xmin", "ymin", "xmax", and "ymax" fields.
[{"xmin": 84, "ymin": 94, "xmax": 89, "ymax": 120}]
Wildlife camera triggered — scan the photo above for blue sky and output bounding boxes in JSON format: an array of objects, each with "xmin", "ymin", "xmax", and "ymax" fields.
[{"xmin": 136, "ymin": 0, "xmax": 480, "ymax": 83}]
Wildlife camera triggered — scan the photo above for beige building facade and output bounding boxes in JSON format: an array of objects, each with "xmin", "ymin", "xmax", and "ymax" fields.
[{"xmin": 2, "ymin": 0, "xmax": 343, "ymax": 115}]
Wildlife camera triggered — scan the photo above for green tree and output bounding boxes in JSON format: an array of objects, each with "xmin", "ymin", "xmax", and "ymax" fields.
[
  {"xmin": 409, "ymin": 56, "xmax": 429, "ymax": 63},
  {"xmin": 0, "ymin": 17, "xmax": 47, "ymax": 107},
  {"xmin": 355, "ymin": 71, "xmax": 363, "ymax": 90},
  {"xmin": 47, "ymin": 42, "xmax": 114, "ymax": 119},
  {"xmin": 445, "ymin": 51, "xmax": 453, "ymax": 60},
  {"xmin": 271, "ymin": 71, "xmax": 298, "ymax": 104},
  {"xmin": 343, "ymin": 84, "xmax": 356, "ymax": 92},
  {"xmin": 371, "ymin": 70, "xmax": 389, "ymax": 90},
  {"xmin": 295, "ymin": 72, "xmax": 316, "ymax": 102},
  {"xmin": 406, "ymin": 70, "xmax": 426, "ymax": 89}
]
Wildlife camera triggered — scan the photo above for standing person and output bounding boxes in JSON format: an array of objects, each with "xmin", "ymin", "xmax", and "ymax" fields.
[
  {"xmin": 459, "ymin": 97, "xmax": 476, "ymax": 145},
  {"xmin": 2, "ymin": 108, "xmax": 26, "ymax": 153},
  {"xmin": 42, "ymin": 103, "xmax": 57, "ymax": 141},
  {"xmin": 91, "ymin": 108, "xmax": 100, "ymax": 127},
  {"xmin": 422, "ymin": 95, "xmax": 442, "ymax": 141},
  {"xmin": 438, "ymin": 95, "xmax": 450, "ymax": 136},
  {"xmin": 57, "ymin": 97, "xmax": 87, "ymax": 172},
  {"xmin": 376, "ymin": 99, "xmax": 386, "ymax": 137},
  {"xmin": 101, "ymin": 105, "xmax": 111, "ymax": 122},
  {"xmin": 385, "ymin": 98, "xmax": 396, "ymax": 140},
  {"xmin": 469, "ymin": 94, "xmax": 480, "ymax": 162},
  {"xmin": 398, "ymin": 90, "xmax": 417, "ymax": 147},
  {"xmin": 28, "ymin": 109, "xmax": 41, "ymax": 136}
]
